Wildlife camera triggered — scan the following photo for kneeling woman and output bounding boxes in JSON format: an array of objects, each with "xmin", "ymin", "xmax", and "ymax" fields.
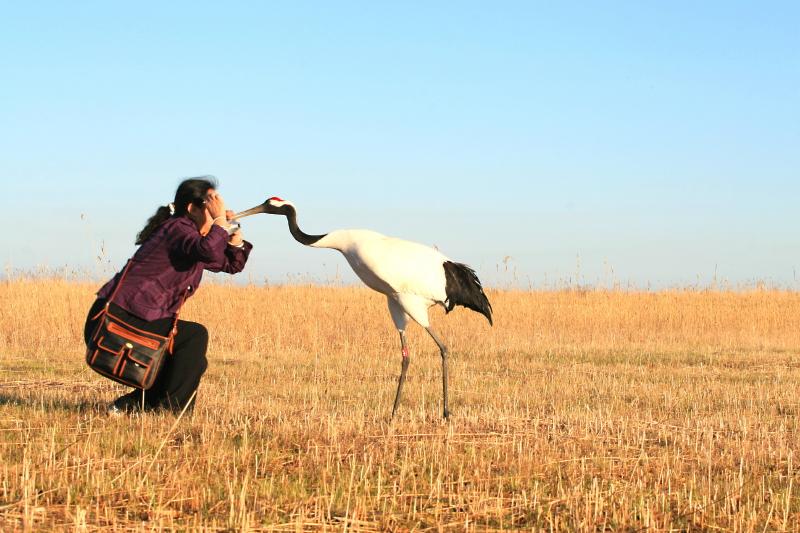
[{"xmin": 84, "ymin": 177, "xmax": 252, "ymax": 414}]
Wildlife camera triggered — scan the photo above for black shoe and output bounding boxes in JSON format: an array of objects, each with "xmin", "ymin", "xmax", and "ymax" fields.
[{"xmin": 108, "ymin": 392, "xmax": 144, "ymax": 416}]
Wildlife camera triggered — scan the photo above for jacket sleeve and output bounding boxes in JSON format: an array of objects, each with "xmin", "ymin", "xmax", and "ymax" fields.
[
  {"xmin": 171, "ymin": 224, "xmax": 229, "ymax": 264},
  {"xmin": 204, "ymin": 240, "xmax": 253, "ymax": 274}
]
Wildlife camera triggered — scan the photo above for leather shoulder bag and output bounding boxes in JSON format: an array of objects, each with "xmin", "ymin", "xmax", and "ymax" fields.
[{"xmin": 86, "ymin": 261, "xmax": 187, "ymax": 390}]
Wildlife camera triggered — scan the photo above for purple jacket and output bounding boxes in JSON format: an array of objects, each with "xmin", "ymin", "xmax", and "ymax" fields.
[{"xmin": 97, "ymin": 216, "xmax": 253, "ymax": 321}]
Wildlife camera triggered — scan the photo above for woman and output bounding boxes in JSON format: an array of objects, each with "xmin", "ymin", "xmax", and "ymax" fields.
[{"xmin": 84, "ymin": 177, "xmax": 252, "ymax": 415}]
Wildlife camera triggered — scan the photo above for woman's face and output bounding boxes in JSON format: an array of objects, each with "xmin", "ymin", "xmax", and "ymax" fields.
[{"xmin": 186, "ymin": 188, "xmax": 215, "ymax": 235}]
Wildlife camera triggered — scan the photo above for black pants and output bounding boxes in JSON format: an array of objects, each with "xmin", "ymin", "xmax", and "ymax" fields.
[{"xmin": 84, "ymin": 299, "xmax": 209, "ymax": 413}]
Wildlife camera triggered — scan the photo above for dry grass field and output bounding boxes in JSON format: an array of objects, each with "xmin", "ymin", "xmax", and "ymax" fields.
[{"xmin": 2, "ymin": 278, "xmax": 800, "ymax": 531}]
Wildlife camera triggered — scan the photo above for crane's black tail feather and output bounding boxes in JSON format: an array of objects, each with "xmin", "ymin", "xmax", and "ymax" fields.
[{"xmin": 443, "ymin": 261, "xmax": 493, "ymax": 326}]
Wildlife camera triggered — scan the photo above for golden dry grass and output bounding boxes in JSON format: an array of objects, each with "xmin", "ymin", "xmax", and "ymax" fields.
[{"xmin": 2, "ymin": 278, "xmax": 800, "ymax": 530}]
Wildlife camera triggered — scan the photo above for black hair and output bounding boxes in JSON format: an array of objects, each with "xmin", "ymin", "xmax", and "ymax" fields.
[{"xmin": 135, "ymin": 176, "xmax": 218, "ymax": 245}]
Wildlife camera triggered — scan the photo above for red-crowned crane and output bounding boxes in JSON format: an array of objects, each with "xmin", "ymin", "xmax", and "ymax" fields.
[{"xmin": 234, "ymin": 197, "xmax": 493, "ymax": 419}]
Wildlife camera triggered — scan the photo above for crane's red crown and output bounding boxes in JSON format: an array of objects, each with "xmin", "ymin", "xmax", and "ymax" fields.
[{"xmin": 268, "ymin": 196, "xmax": 284, "ymax": 202}]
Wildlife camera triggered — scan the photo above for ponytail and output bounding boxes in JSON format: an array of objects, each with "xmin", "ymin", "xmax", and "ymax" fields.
[
  {"xmin": 136, "ymin": 205, "xmax": 172, "ymax": 245},
  {"xmin": 134, "ymin": 176, "xmax": 217, "ymax": 245}
]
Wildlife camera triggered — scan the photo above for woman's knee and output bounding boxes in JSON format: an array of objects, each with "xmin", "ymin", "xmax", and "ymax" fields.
[
  {"xmin": 198, "ymin": 352, "xmax": 209, "ymax": 375},
  {"xmin": 193, "ymin": 323, "xmax": 210, "ymax": 349},
  {"xmin": 175, "ymin": 321, "xmax": 210, "ymax": 373},
  {"xmin": 194, "ymin": 325, "xmax": 209, "ymax": 375},
  {"xmin": 178, "ymin": 321, "xmax": 209, "ymax": 350}
]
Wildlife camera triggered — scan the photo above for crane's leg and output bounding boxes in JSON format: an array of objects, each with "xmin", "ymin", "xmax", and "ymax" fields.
[
  {"xmin": 391, "ymin": 331, "xmax": 410, "ymax": 419},
  {"xmin": 426, "ymin": 327, "xmax": 450, "ymax": 419}
]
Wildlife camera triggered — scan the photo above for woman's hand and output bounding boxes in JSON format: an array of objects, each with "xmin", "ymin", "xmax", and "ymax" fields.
[
  {"xmin": 228, "ymin": 228, "xmax": 244, "ymax": 247},
  {"xmin": 225, "ymin": 210, "xmax": 245, "ymax": 246},
  {"xmin": 205, "ymin": 193, "xmax": 227, "ymax": 224},
  {"xmin": 206, "ymin": 194, "xmax": 234, "ymax": 233}
]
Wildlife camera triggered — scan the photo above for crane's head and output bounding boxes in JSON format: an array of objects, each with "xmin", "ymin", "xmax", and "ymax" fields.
[{"xmin": 232, "ymin": 196, "xmax": 294, "ymax": 220}]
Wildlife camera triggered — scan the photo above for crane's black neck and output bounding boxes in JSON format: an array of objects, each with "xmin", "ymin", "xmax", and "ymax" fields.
[{"xmin": 282, "ymin": 205, "xmax": 327, "ymax": 246}]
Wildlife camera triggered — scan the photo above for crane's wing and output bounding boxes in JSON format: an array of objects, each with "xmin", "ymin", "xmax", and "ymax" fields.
[{"xmin": 340, "ymin": 231, "xmax": 449, "ymax": 303}]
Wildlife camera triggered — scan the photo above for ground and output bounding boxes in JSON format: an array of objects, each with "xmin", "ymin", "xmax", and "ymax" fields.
[{"xmin": 1, "ymin": 280, "xmax": 799, "ymax": 530}]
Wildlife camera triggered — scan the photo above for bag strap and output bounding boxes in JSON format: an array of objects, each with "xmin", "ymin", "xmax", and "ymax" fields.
[
  {"xmin": 170, "ymin": 287, "xmax": 189, "ymax": 332},
  {"xmin": 90, "ymin": 260, "xmax": 133, "ymax": 320},
  {"xmin": 106, "ymin": 259, "xmax": 191, "ymax": 329},
  {"xmin": 167, "ymin": 287, "xmax": 190, "ymax": 353},
  {"xmin": 106, "ymin": 259, "xmax": 133, "ymax": 306}
]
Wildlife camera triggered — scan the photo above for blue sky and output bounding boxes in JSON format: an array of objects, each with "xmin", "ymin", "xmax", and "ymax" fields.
[{"xmin": 2, "ymin": 2, "xmax": 798, "ymax": 288}]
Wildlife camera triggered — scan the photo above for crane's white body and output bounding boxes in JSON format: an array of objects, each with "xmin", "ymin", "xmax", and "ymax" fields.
[{"xmin": 311, "ymin": 229, "xmax": 449, "ymax": 330}]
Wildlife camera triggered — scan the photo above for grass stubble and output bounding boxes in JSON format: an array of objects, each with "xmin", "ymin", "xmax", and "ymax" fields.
[{"xmin": 1, "ymin": 278, "xmax": 800, "ymax": 530}]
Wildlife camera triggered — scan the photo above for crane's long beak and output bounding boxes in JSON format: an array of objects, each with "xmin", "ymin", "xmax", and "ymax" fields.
[{"xmin": 230, "ymin": 203, "xmax": 268, "ymax": 221}]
